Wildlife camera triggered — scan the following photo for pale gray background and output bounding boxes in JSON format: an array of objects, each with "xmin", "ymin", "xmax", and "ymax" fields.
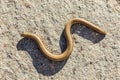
[{"xmin": 0, "ymin": 0, "xmax": 120, "ymax": 80}]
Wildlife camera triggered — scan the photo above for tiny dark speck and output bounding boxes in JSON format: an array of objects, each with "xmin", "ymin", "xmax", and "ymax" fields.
[
  {"xmin": 90, "ymin": 62, "xmax": 93, "ymax": 64},
  {"xmin": 72, "ymin": 68, "xmax": 76, "ymax": 74},
  {"xmin": 40, "ymin": 63, "xmax": 43, "ymax": 66}
]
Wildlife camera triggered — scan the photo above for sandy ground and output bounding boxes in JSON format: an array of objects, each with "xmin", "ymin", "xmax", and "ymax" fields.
[{"xmin": 0, "ymin": 0, "xmax": 120, "ymax": 80}]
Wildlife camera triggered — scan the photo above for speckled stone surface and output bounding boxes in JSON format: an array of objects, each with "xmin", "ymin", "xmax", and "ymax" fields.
[{"xmin": 0, "ymin": 0, "xmax": 120, "ymax": 80}]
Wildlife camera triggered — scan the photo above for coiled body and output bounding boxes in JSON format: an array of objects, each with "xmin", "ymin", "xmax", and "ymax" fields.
[{"xmin": 21, "ymin": 18, "xmax": 106, "ymax": 61}]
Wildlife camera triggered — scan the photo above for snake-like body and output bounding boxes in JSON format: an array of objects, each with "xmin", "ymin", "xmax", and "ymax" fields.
[{"xmin": 21, "ymin": 18, "xmax": 106, "ymax": 61}]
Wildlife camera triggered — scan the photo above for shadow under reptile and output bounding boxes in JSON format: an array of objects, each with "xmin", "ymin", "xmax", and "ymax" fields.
[{"xmin": 17, "ymin": 23, "xmax": 105, "ymax": 76}]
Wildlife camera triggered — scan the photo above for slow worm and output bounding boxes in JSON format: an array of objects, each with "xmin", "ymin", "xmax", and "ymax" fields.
[{"xmin": 21, "ymin": 18, "xmax": 106, "ymax": 61}]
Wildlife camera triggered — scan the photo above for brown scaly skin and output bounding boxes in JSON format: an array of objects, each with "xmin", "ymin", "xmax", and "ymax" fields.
[{"xmin": 21, "ymin": 18, "xmax": 106, "ymax": 61}]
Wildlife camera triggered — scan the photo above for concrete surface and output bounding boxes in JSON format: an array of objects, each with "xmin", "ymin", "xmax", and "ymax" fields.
[{"xmin": 0, "ymin": 0, "xmax": 120, "ymax": 80}]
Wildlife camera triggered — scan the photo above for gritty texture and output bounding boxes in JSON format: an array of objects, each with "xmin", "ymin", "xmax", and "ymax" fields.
[{"xmin": 0, "ymin": 0, "xmax": 120, "ymax": 80}]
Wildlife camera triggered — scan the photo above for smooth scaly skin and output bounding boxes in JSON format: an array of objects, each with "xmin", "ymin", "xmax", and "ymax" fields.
[{"xmin": 21, "ymin": 18, "xmax": 106, "ymax": 61}]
